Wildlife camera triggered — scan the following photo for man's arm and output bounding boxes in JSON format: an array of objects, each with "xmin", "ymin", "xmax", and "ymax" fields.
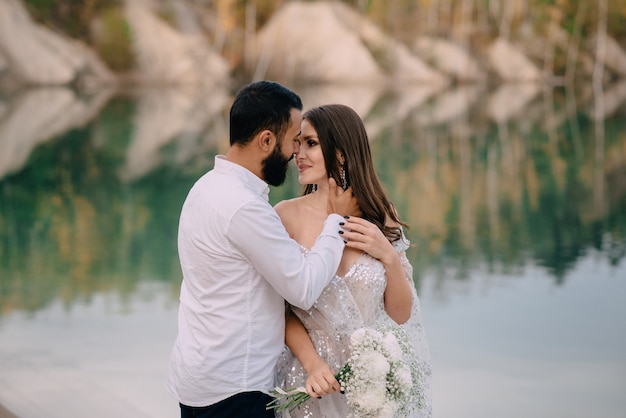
[{"xmin": 228, "ymin": 201, "xmax": 345, "ymax": 309}]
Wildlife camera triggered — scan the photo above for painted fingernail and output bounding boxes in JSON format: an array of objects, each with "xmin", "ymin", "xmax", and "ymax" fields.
[
  {"xmin": 317, "ymin": 397, "xmax": 322, "ymax": 399},
  {"xmin": 338, "ymin": 230, "xmax": 344, "ymax": 234},
  {"xmin": 339, "ymin": 222, "xmax": 345, "ymax": 226},
  {"xmin": 344, "ymin": 215, "xmax": 350, "ymax": 219}
]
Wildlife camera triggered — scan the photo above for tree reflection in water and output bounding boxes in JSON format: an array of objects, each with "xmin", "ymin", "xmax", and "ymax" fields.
[{"xmin": 0, "ymin": 83, "xmax": 625, "ymax": 313}]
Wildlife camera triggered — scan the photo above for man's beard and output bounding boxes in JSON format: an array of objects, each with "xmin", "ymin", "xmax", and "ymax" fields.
[{"xmin": 262, "ymin": 145, "xmax": 292, "ymax": 187}]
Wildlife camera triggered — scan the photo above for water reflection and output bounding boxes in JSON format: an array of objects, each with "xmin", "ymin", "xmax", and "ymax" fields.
[
  {"xmin": 119, "ymin": 86, "xmax": 230, "ymax": 181},
  {"xmin": 0, "ymin": 87, "xmax": 113, "ymax": 179},
  {"xmin": 0, "ymin": 82, "xmax": 625, "ymax": 417},
  {"xmin": 1, "ymin": 82, "xmax": 625, "ymax": 308},
  {"xmin": 422, "ymin": 256, "xmax": 626, "ymax": 418}
]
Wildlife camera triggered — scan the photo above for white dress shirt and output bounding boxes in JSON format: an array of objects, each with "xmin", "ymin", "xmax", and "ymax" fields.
[{"xmin": 165, "ymin": 155, "xmax": 345, "ymax": 407}]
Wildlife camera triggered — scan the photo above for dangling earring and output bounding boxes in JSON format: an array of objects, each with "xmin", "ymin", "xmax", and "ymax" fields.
[
  {"xmin": 340, "ymin": 165, "xmax": 347, "ymax": 190},
  {"xmin": 311, "ymin": 184, "xmax": 318, "ymax": 193}
]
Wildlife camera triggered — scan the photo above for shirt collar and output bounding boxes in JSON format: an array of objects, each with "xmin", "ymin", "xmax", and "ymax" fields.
[{"xmin": 214, "ymin": 155, "xmax": 270, "ymax": 199}]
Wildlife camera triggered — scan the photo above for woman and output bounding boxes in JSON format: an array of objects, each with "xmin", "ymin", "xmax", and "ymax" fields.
[{"xmin": 274, "ymin": 104, "xmax": 432, "ymax": 417}]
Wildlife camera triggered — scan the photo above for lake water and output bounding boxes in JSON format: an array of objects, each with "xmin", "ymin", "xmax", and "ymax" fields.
[{"xmin": 1, "ymin": 81, "xmax": 625, "ymax": 418}]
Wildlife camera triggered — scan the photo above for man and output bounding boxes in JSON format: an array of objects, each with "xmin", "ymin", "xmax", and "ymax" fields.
[{"xmin": 165, "ymin": 81, "xmax": 355, "ymax": 417}]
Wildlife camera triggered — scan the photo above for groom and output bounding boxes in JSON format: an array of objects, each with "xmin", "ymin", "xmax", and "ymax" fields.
[{"xmin": 165, "ymin": 80, "xmax": 358, "ymax": 417}]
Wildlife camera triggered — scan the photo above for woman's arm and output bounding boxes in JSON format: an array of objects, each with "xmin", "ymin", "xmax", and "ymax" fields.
[
  {"xmin": 341, "ymin": 216, "xmax": 413, "ymax": 324},
  {"xmin": 285, "ymin": 308, "xmax": 341, "ymax": 397},
  {"xmin": 275, "ymin": 198, "xmax": 341, "ymax": 397},
  {"xmin": 380, "ymin": 248, "xmax": 413, "ymax": 324}
]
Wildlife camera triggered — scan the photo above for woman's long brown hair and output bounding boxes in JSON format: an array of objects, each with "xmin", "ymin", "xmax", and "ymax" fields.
[{"xmin": 302, "ymin": 104, "xmax": 408, "ymax": 242}]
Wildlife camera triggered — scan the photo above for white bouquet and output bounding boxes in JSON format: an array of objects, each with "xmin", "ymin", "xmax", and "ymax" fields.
[
  {"xmin": 337, "ymin": 325, "xmax": 422, "ymax": 417},
  {"xmin": 267, "ymin": 325, "xmax": 423, "ymax": 417}
]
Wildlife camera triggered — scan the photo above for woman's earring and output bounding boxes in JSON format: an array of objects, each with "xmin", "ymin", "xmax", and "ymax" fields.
[
  {"xmin": 340, "ymin": 167, "xmax": 347, "ymax": 190},
  {"xmin": 312, "ymin": 184, "xmax": 318, "ymax": 193}
]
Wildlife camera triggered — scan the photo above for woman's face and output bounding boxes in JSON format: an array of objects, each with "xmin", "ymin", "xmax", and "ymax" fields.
[{"xmin": 296, "ymin": 119, "xmax": 326, "ymax": 186}]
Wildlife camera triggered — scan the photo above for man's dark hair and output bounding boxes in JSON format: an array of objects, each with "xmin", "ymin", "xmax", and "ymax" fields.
[{"xmin": 229, "ymin": 81, "xmax": 303, "ymax": 146}]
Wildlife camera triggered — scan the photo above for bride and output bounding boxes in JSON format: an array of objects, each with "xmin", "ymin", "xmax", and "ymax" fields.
[{"xmin": 273, "ymin": 104, "xmax": 432, "ymax": 417}]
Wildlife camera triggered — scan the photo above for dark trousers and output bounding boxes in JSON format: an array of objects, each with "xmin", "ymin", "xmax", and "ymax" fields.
[{"xmin": 180, "ymin": 391, "xmax": 275, "ymax": 418}]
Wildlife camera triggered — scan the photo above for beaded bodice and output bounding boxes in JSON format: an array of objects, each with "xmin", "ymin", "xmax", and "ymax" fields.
[{"xmin": 290, "ymin": 247, "xmax": 388, "ymax": 371}]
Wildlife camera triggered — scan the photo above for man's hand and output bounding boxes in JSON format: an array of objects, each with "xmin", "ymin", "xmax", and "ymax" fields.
[{"xmin": 326, "ymin": 178, "xmax": 361, "ymax": 217}]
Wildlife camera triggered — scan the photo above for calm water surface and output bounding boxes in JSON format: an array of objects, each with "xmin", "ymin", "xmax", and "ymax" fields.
[{"xmin": 1, "ymin": 82, "xmax": 625, "ymax": 417}]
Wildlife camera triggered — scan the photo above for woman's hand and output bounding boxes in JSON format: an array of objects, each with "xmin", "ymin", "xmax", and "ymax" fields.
[
  {"xmin": 340, "ymin": 216, "xmax": 396, "ymax": 265},
  {"xmin": 303, "ymin": 357, "xmax": 341, "ymax": 398}
]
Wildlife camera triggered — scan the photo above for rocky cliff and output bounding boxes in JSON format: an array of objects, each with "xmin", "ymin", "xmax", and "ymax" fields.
[{"xmin": 0, "ymin": 0, "xmax": 625, "ymax": 89}]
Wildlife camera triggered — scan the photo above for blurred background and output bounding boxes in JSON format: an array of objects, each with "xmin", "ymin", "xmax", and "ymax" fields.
[{"xmin": 0, "ymin": 0, "xmax": 625, "ymax": 417}]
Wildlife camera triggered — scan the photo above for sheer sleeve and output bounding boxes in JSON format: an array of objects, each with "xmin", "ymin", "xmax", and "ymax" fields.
[{"xmin": 395, "ymin": 235, "xmax": 433, "ymax": 418}]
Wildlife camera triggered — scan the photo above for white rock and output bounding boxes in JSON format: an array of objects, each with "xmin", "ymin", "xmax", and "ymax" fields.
[
  {"xmin": 0, "ymin": 0, "xmax": 113, "ymax": 86},
  {"xmin": 487, "ymin": 38, "xmax": 543, "ymax": 82},
  {"xmin": 247, "ymin": 1, "xmax": 383, "ymax": 83},
  {"xmin": 124, "ymin": 0, "xmax": 229, "ymax": 86},
  {"xmin": 594, "ymin": 35, "xmax": 626, "ymax": 77},
  {"xmin": 247, "ymin": 1, "xmax": 447, "ymax": 85},
  {"xmin": 414, "ymin": 37, "xmax": 485, "ymax": 82}
]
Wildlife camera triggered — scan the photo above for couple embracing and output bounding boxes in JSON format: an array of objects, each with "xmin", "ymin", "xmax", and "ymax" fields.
[{"xmin": 165, "ymin": 81, "xmax": 432, "ymax": 418}]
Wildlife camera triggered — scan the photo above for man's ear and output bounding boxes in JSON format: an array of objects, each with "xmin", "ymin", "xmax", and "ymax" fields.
[{"xmin": 257, "ymin": 129, "xmax": 275, "ymax": 152}]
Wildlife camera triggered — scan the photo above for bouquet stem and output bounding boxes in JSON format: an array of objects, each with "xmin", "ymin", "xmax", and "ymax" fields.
[{"xmin": 267, "ymin": 364, "xmax": 351, "ymax": 413}]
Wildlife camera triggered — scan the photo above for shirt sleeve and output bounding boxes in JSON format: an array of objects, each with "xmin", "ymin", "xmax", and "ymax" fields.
[{"xmin": 228, "ymin": 199, "xmax": 345, "ymax": 310}]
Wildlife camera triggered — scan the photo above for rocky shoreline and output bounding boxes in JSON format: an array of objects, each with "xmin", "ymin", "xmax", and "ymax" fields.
[{"xmin": 1, "ymin": 0, "xmax": 625, "ymax": 91}]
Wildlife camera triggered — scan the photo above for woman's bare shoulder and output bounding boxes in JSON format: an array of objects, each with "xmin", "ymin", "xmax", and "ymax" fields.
[
  {"xmin": 275, "ymin": 196, "xmax": 315, "ymax": 230},
  {"xmin": 274, "ymin": 196, "xmax": 306, "ymax": 218},
  {"xmin": 276, "ymin": 195, "xmax": 327, "ymax": 246}
]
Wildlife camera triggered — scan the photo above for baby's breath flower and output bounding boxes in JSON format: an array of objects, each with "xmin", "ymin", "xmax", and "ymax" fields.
[
  {"xmin": 349, "ymin": 384, "xmax": 386, "ymax": 414},
  {"xmin": 378, "ymin": 400, "xmax": 399, "ymax": 418},
  {"xmin": 393, "ymin": 364, "xmax": 413, "ymax": 393},
  {"xmin": 355, "ymin": 350, "xmax": 389, "ymax": 380},
  {"xmin": 382, "ymin": 331, "xmax": 403, "ymax": 361}
]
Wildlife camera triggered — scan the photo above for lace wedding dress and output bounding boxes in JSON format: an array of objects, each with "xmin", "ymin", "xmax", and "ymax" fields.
[{"xmin": 274, "ymin": 237, "xmax": 432, "ymax": 418}]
